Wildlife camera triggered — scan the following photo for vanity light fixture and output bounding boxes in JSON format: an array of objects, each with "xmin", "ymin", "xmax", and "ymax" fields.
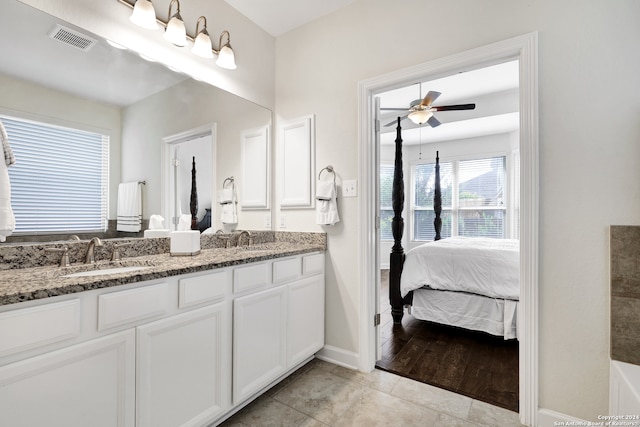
[
  {"xmin": 216, "ymin": 31, "xmax": 236, "ymax": 70},
  {"xmin": 121, "ymin": 0, "xmax": 237, "ymax": 70},
  {"xmin": 163, "ymin": 0, "xmax": 187, "ymax": 47},
  {"xmin": 192, "ymin": 16, "xmax": 214, "ymax": 58},
  {"xmin": 129, "ymin": 0, "xmax": 158, "ymax": 30}
]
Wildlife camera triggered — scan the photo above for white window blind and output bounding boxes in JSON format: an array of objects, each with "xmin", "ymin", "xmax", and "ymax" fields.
[
  {"xmin": 412, "ymin": 156, "xmax": 508, "ymax": 240},
  {"xmin": 379, "ymin": 164, "xmax": 394, "ymax": 241},
  {"xmin": 2, "ymin": 116, "xmax": 109, "ymax": 234}
]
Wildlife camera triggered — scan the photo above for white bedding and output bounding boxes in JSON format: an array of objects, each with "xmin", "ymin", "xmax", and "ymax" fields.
[
  {"xmin": 400, "ymin": 237, "xmax": 520, "ymax": 300},
  {"xmin": 411, "ymin": 288, "xmax": 519, "ymax": 340}
]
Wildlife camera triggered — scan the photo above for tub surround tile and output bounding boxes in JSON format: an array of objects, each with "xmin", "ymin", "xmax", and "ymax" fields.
[
  {"xmin": 611, "ymin": 295, "xmax": 640, "ymax": 365},
  {"xmin": 610, "ymin": 226, "xmax": 640, "ymax": 365}
]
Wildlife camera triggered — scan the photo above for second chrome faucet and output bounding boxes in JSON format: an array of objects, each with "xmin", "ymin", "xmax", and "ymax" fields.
[{"xmin": 85, "ymin": 237, "xmax": 103, "ymax": 264}]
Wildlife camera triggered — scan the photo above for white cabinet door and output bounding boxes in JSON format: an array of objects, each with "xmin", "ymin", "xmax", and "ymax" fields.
[
  {"xmin": 0, "ymin": 329, "xmax": 135, "ymax": 427},
  {"xmin": 288, "ymin": 275, "xmax": 325, "ymax": 367},
  {"xmin": 136, "ymin": 303, "xmax": 231, "ymax": 427},
  {"xmin": 233, "ymin": 285, "xmax": 287, "ymax": 404}
]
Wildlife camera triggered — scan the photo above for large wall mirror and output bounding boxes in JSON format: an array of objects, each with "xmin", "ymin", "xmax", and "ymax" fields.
[{"xmin": 0, "ymin": 0, "xmax": 272, "ymax": 242}]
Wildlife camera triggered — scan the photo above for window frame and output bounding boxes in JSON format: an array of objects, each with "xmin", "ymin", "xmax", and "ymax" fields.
[
  {"xmin": 378, "ymin": 162, "xmax": 395, "ymax": 242},
  {"xmin": 2, "ymin": 113, "xmax": 110, "ymax": 236},
  {"xmin": 409, "ymin": 152, "xmax": 514, "ymax": 242}
]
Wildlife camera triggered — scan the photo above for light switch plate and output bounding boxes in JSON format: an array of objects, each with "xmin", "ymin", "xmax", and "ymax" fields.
[{"xmin": 343, "ymin": 180, "xmax": 357, "ymax": 197}]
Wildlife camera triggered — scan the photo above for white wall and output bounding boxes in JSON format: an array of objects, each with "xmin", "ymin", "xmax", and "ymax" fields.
[
  {"xmin": 0, "ymin": 73, "xmax": 122, "ymax": 219},
  {"xmin": 18, "ymin": 0, "xmax": 276, "ymax": 110},
  {"xmin": 274, "ymin": 0, "xmax": 640, "ymax": 421},
  {"xmin": 121, "ymin": 78, "xmax": 271, "ymax": 230}
]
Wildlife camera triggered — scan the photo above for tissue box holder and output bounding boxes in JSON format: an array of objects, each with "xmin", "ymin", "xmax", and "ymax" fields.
[{"xmin": 170, "ymin": 231, "xmax": 201, "ymax": 256}]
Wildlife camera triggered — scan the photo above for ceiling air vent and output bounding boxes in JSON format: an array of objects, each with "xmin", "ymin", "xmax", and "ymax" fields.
[{"xmin": 48, "ymin": 24, "xmax": 97, "ymax": 52}]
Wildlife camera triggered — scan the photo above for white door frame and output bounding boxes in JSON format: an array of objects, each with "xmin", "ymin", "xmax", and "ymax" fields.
[
  {"xmin": 161, "ymin": 123, "xmax": 217, "ymax": 230},
  {"xmin": 357, "ymin": 32, "xmax": 539, "ymax": 426}
]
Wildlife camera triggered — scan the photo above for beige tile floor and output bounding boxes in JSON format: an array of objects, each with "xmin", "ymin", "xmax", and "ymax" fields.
[{"xmin": 218, "ymin": 358, "xmax": 525, "ymax": 427}]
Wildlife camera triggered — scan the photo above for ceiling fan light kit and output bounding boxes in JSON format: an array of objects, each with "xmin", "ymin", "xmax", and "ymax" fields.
[
  {"xmin": 408, "ymin": 109, "xmax": 433, "ymax": 125},
  {"xmin": 120, "ymin": 0, "xmax": 237, "ymax": 69},
  {"xmin": 381, "ymin": 89, "xmax": 475, "ymax": 127}
]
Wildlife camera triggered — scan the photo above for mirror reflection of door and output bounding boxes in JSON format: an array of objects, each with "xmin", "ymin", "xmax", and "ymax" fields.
[{"xmin": 168, "ymin": 134, "xmax": 213, "ymax": 231}]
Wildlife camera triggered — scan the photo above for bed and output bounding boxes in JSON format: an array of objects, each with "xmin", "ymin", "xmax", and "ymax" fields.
[{"xmin": 387, "ymin": 118, "xmax": 520, "ymax": 340}]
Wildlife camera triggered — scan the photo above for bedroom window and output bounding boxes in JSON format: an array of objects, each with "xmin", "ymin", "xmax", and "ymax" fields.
[
  {"xmin": 3, "ymin": 115, "xmax": 109, "ymax": 235},
  {"xmin": 379, "ymin": 164, "xmax": 394, "ymax": 241},
  {"xmin": 412, "ymin": 156, "xmax": 507, "ymax": 240}
]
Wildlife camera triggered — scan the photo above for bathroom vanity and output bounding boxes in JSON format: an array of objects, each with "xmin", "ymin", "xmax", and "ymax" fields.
[{"xmin": 0, "ymin": 234, "xmax": 325, "ymax": 427}]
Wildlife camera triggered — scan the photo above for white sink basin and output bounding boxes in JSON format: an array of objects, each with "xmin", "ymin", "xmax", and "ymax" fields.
[{"xmin": 62, "ymin": 266, "xmax": 152, "ymax": 278}]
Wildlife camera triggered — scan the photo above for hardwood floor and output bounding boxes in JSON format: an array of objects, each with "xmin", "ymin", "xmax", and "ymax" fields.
[{"xmin": 375, "ymin": 270, "xmax": 519, "ymax": 412}]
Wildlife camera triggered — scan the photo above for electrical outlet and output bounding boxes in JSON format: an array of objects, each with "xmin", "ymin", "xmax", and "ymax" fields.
[
  {"xmin": 279, "ymin": 214, "xmax": 286, "ymax": 229},
  {"xmin": 343, "ymin": 180, "xmax": 357, "ymax": 197},
  {"xmin": 265, "ymin": 214, "xmax": 271, "ymax": 229}
]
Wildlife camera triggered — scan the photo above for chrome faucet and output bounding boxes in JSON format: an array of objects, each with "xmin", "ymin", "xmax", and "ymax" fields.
[
  {"xmin": 237, "ymin": 230, "xmax": 253, "ymax": 247},
  {"xmin": 85, "ymin": 237, "xmax": 103, "ymax": 264}
]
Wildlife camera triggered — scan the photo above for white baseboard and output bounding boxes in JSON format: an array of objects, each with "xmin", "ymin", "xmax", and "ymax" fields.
[
  {"xmin": 537, "ymin": 408, "xmax": 587, "ymax": 427},
  {"xmin": 315, "ymin": 345, "xmax": 359, "ymax": 370}
]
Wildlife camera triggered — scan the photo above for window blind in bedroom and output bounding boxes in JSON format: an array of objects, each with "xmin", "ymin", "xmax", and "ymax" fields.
[{"xmin": 413, "ymin": 156, "xmax": 508, "ymax": 240}]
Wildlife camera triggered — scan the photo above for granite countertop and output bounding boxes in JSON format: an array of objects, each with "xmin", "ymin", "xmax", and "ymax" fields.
[{"xmin": 0, "ymin": 242, "xmax": 325, "ymax": 306}]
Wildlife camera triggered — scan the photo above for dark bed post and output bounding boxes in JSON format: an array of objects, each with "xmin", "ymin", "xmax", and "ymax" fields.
[
  {"xmin": 389, "ymin": 117, "xmax": 405, "ymax": 324},
  {"xmin": 434, "ymin": 151, "xmax": 442, "ymax": 241}
]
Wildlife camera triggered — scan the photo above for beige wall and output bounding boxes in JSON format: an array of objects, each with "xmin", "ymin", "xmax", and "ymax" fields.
[
  {"xmin": 121, "ymin": 78, "xmax": 271, "ymax": 230},
  {"xmin": 274, "ymin": 0, "xmax": 640, "ymax": 421},
  {"xmin": 18, "ymin": 0, "xmax": 276, "ymax": 110},
  {"xmin": 15, "ymin": 0, "xmax": 640, "ymax": 421},
  {"xmin": 0, "ymin": 73, "xmax": 122, "ymax": 219}
]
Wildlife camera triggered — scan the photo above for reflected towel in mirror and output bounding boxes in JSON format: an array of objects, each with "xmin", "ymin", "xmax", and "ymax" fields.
[
  {"xmin": 117, "ymin": 182, "xmax": 142, "ymax": 232},
  {"xmin": 0, "ymin": 120, "xmax": 16, "ymax": 241}
]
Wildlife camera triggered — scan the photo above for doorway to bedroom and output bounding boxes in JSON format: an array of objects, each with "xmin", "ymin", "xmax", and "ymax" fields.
[{"xmin": 374, "ymin": 60, "xmax": 521, "ymax": 412}]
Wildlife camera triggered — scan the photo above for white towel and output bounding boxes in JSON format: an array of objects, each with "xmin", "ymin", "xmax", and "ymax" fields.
[
  {"xmin": 148, "ymin": 214, "xmax": 165, "ymax": 229},
  {"xmin": 316, "ymin": 180, "xmax": 334, "ymax": 201},
  {"xmin": 219, "ymin": 188, "xmax": 233, "ymax": 204},
  {"xmin": 315, "ymin": 180, "xmax": 340, "ymax": 226},
  {"xmin": 177, "ymin": 214, "xmax": 192, "ymax": 231},
  {"xmin": 0, "ymin": 160, "xmax": 15, "ymax": 242},
  {"xmin": 219, "ymin": 187, "xmax": 237, "ymax": 224},
  {"xmin": 117, "ymin": 182, "xmax": 142, "ymax": 232},
  {"xmin": 0, "ymin": 120, "xmax": 15, "ymax": 167}
]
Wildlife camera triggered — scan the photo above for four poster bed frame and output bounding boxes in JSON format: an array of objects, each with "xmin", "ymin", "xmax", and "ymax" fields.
[{"xmin": 387, "ymin": 118, "xmax": 519, "ymax": 339}]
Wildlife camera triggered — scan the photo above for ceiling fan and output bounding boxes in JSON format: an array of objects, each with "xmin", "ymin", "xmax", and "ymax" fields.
[{"xmin": 381, "ymin": 90, "xmax": 476, "ymax": 127}]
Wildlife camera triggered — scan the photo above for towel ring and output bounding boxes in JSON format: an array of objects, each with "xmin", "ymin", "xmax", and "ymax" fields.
[
  {"xmin": 223, "ymin": 176, "xmax": 234, "ymax": 188},
  {"xmin": 319, "ymin": 166, "xmax": 336, "ymax": 186}
]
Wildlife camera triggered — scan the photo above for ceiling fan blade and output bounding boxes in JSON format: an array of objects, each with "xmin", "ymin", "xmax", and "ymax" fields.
[
  {"xmin": 384, "ymin": 115, "xmax": 407, "ymax": 127},
  {"xmin": 427, "ymin": 115, "xmax": 441, "ymax": 128},
  {"xmin": 432, "ymin": 103, "xmax": 476, "ymax": 111},
  {"xmin": 380, "ymin": 107, "xmax": 411, "ymax": 111},
  {"xmin": 420, "ymin": 91, "xmax": 441, "ymax": 107}
]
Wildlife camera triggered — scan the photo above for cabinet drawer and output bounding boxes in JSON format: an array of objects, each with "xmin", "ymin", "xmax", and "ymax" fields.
[
  {"xmin": 179, "ymin": 270, "xmax": 230, "ymax": 308},
  {"xmin": 302, "ymin": 253, "xmax": 324, "ymax": 276},
  {"xmin": 98, "ymin": 283, "xmax": 168, "ymax": 331},
  {"xmin": 233, "ymin": 263, "xmax": 269, "ymax": 294},
  {"xmin": 272, "ymin": 257, "xmax": 301, "ymax": 284},
  {"xmin": 0, "ymin": 299, "xmax": 80, "ymax": 358}
]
